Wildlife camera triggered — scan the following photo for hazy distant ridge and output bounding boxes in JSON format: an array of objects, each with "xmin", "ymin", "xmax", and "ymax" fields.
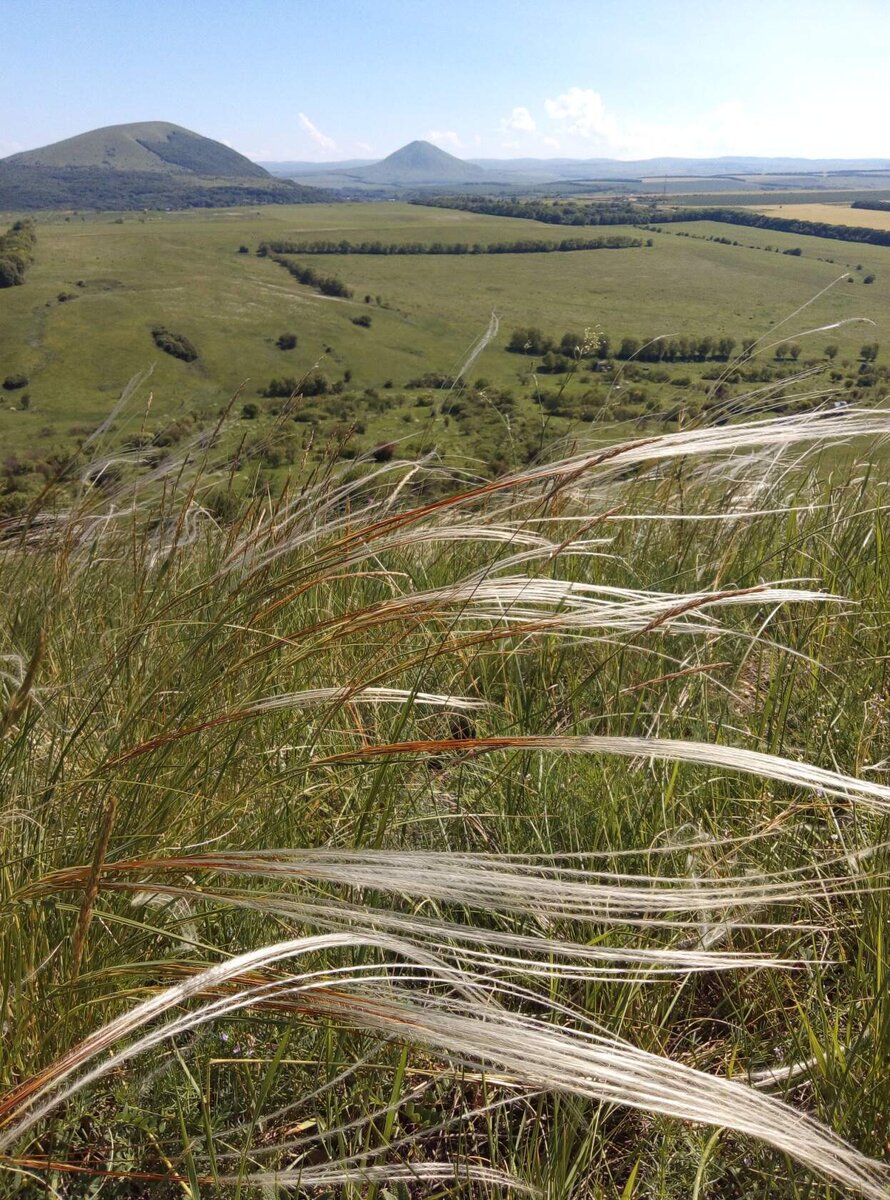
[{"xmin": 264, "ymin": 146, "xmax": 890, "ymax": 189}]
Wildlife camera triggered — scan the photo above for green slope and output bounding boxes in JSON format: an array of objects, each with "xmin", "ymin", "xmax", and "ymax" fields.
[{"xmin": 5, "ymin": 121, "xmax": 267, "ymax": 178}]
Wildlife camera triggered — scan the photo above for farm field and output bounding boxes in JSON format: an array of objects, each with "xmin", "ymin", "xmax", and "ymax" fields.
[
  {"xmin": 1, "ymin": 200, "xmax": 888, "ymax": 503},
  {"xmin": 755, "ymin": 202, "xmax": 890, "ymax": 231}
]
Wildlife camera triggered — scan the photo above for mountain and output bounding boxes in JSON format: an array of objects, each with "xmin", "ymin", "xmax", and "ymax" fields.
[
  {"xmin": 269, "ymin": 147, "xmax": 890, "ymax": 194},
  {"xmin": 271, "ymin": 141, "xmax": 492, "ymax": 190},
  {"xmin": 356, "ymin": 140, "xmax": 487, "ymax": 185},
  {"xmin": 6, "ymin": 121, "xmax": 268, "ymax": 178},
  {"xmin": 277, "ymin": 141, "xmax": 494, "ymax": 189},
  {"xmin": 0, "ymin": 122, "xmax": 330, "ymax": 210}
]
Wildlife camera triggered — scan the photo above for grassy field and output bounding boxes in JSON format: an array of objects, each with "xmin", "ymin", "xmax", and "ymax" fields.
[
  {"xmin": 0, "ymin": 408, "xmax": 889, "ymax": 1197},
  {"xmin": 0, "ymin": 200, "xmax": 887, "ymax": 525},
  {"xmin": 754, "ymin": 203, "xmax": 890, "ymax": 231}
]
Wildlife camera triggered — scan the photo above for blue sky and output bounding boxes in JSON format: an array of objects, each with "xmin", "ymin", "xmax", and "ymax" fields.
[{"xmin": 3, "ymin": 0, "xmax": 890, "ymax": 162}]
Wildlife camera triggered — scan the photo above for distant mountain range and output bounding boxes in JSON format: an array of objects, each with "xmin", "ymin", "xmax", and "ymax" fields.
[
  {"xmin": 262, "ymin": 141, "xmax": 890, "ymax": 193},
  {"xmin": 0, "ymin": 122, "xmax": 326, "ymax": 210}
]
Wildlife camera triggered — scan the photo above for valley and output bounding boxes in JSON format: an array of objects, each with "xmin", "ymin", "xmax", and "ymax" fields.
[{"xmin": 1, "ymin": 199, "xmax": 887, "ymax": 512}]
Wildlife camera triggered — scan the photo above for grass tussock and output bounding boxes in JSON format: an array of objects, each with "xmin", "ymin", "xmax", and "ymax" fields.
[{"xmin": 0, "ymin": 400, "xmax": 889, "ymax": 1197}]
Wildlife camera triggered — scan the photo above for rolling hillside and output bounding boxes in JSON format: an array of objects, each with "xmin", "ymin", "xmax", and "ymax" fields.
[
  {"xmin": 0, "ymin": 122, "xmax": 327, "ymax": 209},
  {"xmin": 5, "ymin": 121, "xmax": 268, "ymax": 177}
]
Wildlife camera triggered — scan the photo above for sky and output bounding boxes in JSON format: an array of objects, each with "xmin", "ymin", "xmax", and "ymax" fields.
[{"xmin": 2, "ymin": 0, "xmax": 890, "ymax": 164}]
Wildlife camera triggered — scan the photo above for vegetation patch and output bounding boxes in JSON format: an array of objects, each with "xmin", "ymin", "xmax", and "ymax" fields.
[
  {"xmin": 151, "ymin": 326, "xmax": 198, "ymax": 362},
  {"xmin": 425, "ymin": 194, "xmax": 890, "ymax": 247},
  {"xmin": 260, "ymin": 249, "xmax": 353, "ymax": 297},
  {"xmin": 260, "ymin": 234, "xmax": 642, "ymax": 255},
  {"xmin": 0, "ymin": 218, "xmax": 36, "ymax": 288}
]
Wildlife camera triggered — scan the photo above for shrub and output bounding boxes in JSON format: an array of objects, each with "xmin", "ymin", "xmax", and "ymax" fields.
[
  {"xmin": 276, "ymin": 333, "xmax": 297, "ymax": 350},
  {"xmin": 0, "ymin": 218, "xmax": 36, "ymax": 289},
  {"xmin": 151, "ymin": 327, "xmax": 198, "ymax": 362},
  {"xmin": 3, "ymin": 374, "xmax": 29, "ymax": 391},
  {"xmin": 371, "ymin": 442, "xmax": 395, "ymax": 462},
  {"xmin": 352, "ymin": 314, "xmax": 372, "ymax": 328},
  {"xmin": 241, "ymin": 402, "xmax": 259, "ymax": 420}
]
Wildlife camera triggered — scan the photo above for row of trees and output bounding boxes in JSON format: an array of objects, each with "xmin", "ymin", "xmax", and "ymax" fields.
[
  {"xmin": 423, "ymin": 195, "xmax": 890, "ymax": 249},
  {"xmin": 0, "ymin": 219, "xmax": 36, "ymax": 288},
  {"xmin": 507, "ymin": 327, "xmax": 742, "ymax": 364},
  {"xmin": 419, "ymin": 196, "xmax": 648, "ymax": 226},
  {"xmin": 257, "ymin": 234, "xmax": 642, "ymax": 256},
  {"xmin": 263, "ymin": 252, "xmax": 353, "ymax": 298},
  {"xmin": 650, "ymin": 208, "xmax": 890, "ymax": 248},
  {"xmin": 851, "ymin": 200, "xmax": 890, "ymax": 212}
]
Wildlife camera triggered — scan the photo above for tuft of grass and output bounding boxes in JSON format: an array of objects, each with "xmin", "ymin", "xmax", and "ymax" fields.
[{"xmin": 0, "ymin": 403, "xmax": 888, "ymax": 1196}]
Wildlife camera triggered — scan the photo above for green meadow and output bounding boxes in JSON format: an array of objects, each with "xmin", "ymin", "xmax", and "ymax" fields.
[{"xmin": 1, "ymin": 204, "xmax": 887, "ymax": 457}]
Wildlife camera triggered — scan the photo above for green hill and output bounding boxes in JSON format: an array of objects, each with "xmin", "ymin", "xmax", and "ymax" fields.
[
  {"xmin": 351, "ymin": 140, "xmax": 488, "ymax": 185},
  {"xmin": 5, "ymin": 121, "xmax": 268, "ymax": 178},
  {"xmin": 0, "ymin": 122, "xmax": 330, "ymax": 210}
]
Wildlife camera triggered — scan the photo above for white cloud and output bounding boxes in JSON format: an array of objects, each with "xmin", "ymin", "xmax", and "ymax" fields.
[
  {"xmin": 501, "ymin": 139, "xmax": 522, "ymax": 151},
  {"xmin": 298, "ymin": 113, "xmax": 336, "ymax": 152},
  {"xmin": 426, "ymin": 129, "xmax": 463, "ymax": 150},
  {"xmin": 542, "ymin": 136, "xmax": 561, "ymax": 151},
  {"xmin": 544, "ymin": 88, "xmax": 619, "ymax": 145},
  {"xmin": 502, "ymin": 106, "xmax": 536, "ymax": 133},
  {"xmin": 355, "ymin": 140, "xmax": 375, "ymax": 155},
  {"xmin": 540, "ymin": 87, "xmax": 784, "ymax": 159}
]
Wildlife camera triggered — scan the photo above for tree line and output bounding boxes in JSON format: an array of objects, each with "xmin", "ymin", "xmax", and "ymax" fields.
[
  {"xmin": 418, "ymin": 196, "xmax": 647, "ymax": 225},
  {"xmin": 0, "ymin": 218, "xmax": 36, "ymax": 288},
  {"xmin": 422, "ymin": 195, "xmax": 890, "ymax": 248},
  {"xmin": 508, "ymin": 326, "xmax": 741, "ymax": 366},
  {"xmin": 260, "ymin": 250, "xmax": 353, "ymax": 298},
  {"xmin": 851, "ymin": 199, "xmax": 890, "ymax": 212},
  {"xmin": 257, "ymin": 234, "xmax": 642, "ymax": 256},
  {"xmin": 651, "ymin": 207, "xmax": 890, "ymax": 248}
]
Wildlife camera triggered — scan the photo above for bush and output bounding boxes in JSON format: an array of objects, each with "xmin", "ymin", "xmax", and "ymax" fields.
[
  {"xmin": 3, "ymin": 374, "xmax": 29, "ymax": 391},
  {"xmin": 0, "ymin": 218, "xmax": 36, "ymax": 289},
  {"xmin": 352, "ymin": 314, "xmax": 372, "ymax": 328},
  {"xmin": 371, "ymin": 442, "xmax": 395, "ymax": 462},
  {"xmin": 276, "ymin": 333, "xmax": 297, "ymax": 350},
  {"xmin": 151, "ymin": 327, "xmax": 198, "ymax": 362},
  {"xmin": 241, "ymin": 402, "xmax": 259, "ymax": 420}
]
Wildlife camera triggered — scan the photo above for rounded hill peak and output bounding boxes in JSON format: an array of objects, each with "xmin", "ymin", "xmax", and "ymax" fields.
[{"xmin": 5, "ymin": 122, "xmax": 268, "ymax": 179}]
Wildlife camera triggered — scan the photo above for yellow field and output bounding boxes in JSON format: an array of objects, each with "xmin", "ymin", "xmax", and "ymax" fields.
[{"xmin": 755, "ymin": 203, "xmax": 890, "ymax": 230}]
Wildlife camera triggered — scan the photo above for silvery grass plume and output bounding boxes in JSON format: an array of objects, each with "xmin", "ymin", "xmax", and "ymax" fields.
[
  {"xmin": 9, "ymin": 846, "xmax": 888, "ymax": 1194},
  {"xmin": 3, "ymin": 403, "xmax": 890, "ymax": 1194},
  {"xmin": 317, "ymin": 734, "xmax": 890, "ymax": 815},
  {"xmin": 0, "ymin": 928, "xmax": 888, "ymax": 1198}
]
